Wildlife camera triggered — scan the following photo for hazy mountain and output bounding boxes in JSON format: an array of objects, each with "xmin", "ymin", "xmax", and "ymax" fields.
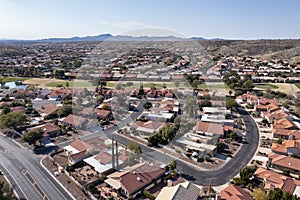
[{"xmin": 0, "ymin": 34, "xmax": 215, "ymax": 43}]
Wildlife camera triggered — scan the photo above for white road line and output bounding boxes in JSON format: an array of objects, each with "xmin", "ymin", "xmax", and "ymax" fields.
[{"xmin": 1, "ymin": 164, "xmax": 29, "ymax": 200}]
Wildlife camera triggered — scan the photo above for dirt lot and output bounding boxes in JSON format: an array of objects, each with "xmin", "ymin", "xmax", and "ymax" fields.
[{"xmin": 42, "ymin": 156, "xmax": 90, "ymax": 200}]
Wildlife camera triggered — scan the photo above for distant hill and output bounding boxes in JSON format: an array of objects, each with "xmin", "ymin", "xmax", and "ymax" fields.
[{"xmin": 0, "ymin": 34, "xmax": 218, "ymax": 43}]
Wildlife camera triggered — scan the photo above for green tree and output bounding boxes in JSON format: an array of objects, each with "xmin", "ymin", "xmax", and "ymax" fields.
[
  {"xmin": 252, "ymin": 188, "xmax": 267, "ymax": 200},
  {"xmin": 168, "ymin": 159, "xmax": 177, "ymax": 171},
  {"xmin": 226, "ymin": 99, "xmax": 238, "ymax": 111},
  {"xmin": 65, "ymin": 82, "xmax": 69, "ymax": 88},
  {"xmin": 58, "ymin": 104, "xmax": 73, "ymax": 117},
  {"xmin": 174, "ymin": 81, "xmax": 180, "ymax": 88},
  {"xmin": 143, "ymin": 102, "xmax": 152, "ymax": 110},
  {"xmin": 0, "ymin": 180, "xmax": 16, "ymax": 200},
  {"xmin": 2, "ymin": 106, "xmax": 11, "ymax": 114},
  {"xmin": 22, "ymin": 128, "xmax": 44, "ymax": 146},
  {"xmin": 127, "ymin": 141, "xmax": 142, "ymax": 154},
  {"xmin": 0, "ymin": 111, "xmax": 27, "ymax": 129}
]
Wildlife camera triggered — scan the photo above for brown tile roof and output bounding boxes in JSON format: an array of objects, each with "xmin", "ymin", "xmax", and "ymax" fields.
[
  {"xmin": 254, "ymin": 167, "xmax": 300, "ymax": 194},
  {"xmin": 94, "ymin": 152, "xmax": 112, "ymax": 164},
  {"xmin": 119, "ymin": 163, "xmax": 165, "ymax": 195},
  {"xmin": 273, "ymin": 118, "xmax": 298, "ymax": 130},
  {"xmin": 272, "ymin": 140, "xmax": 300, "ymax": 154},
  {"xmin": 132, "ymin": 121, "xmax": 165, "ymax": 131},
  {"xmin": 62, "ymin": 114, "xmax": 87, "ymax": 126},
  {"xmin": 220, "ymin": 184, "xmax": 253, "ymax": 200},
  {"xmin": 272, "ymin": 155, "xmax": 300, "ymax": 171},
  {"xmin": 272, "ymin": 129, "xmax": 300, "ymax": 139},
  {"xmin": 94, "ymin": 108, "xmax": 111, "ymax": 118},
  {"xmin": 38, "ymin": 104, "xmax": 58, "ymax": 115},
  {"xmin": 69, "ymin": 139, "xmax": 89, "ymax": 152},
  {"xmin": 195, "ymin": 121, "xmax": 224, "ymax": 136},
  {"xmin": 40, "ymin": 123, "xmax": 60, "ymax": 137}
]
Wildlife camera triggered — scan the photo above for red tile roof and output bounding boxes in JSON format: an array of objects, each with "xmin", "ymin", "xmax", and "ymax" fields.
[{"xmin": 220, "ymin": 185, "xmax": 253, "ymax": 200}]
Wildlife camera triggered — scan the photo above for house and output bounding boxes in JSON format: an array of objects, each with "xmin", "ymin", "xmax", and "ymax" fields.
[
  {"xmin": 131, "ymin": 120, "xmax": 165, "ymax": 135},
  {"xmin": 272, "ymin": 118, "xmax": 298, "ymax": 130},
  {"xmin": 272, "ymin": 129, "xmax": 300, "ymax": 140},
  {"xmin": 62, "ymin": 114, "xmax": 87, "ymax": 128},
  {"xmin": 254, "ymin": 167, "xmax": 300, "ymax": 196},
  {"xmin": 83, "ymin": 150, "xmax": 127, "ymax": 176},
  {"xmin": 156, "ymin": 181, "xmax": 200, "ymax": 200},
  {"xmin": 48, "ymin": 89, "xmax": 71, "ymax": 100},
  {"xmin": 271, "ymin": 140, "xmax": 300, "ymax": 155},
  {"xmin": 38, "ymin": 104, "xmax": 59, "ymax": 119},
  {"xmin": 94, "ymin": 108, "xmax": 111, "ymax": 119},
  {"xmin": 202, "ymin": 107, "xmax": 231, "ymax": 115},
  {"xmin": 63, "ymin": 139, "xmax": 93, "ymax": 165},
  {"xmin": 195, "ymin": 121, "xmax": 225, "ymax": 138},
  {"xmin": 27, "ymin": 123, "xmax": 61, "ymax": 142},
  {"xmin": 219, "ymin": 184, "xmax": 253, "ymax": 200},
  {"xmin": 262, "ymin": 109, "xmax": 289, "ymax": 123},
  {"xmin": 105, "ymin": 163, "xmax": 165, "ymax": 198},
  {"xmin": 270, "ymin": 155, "xmax": 300, "ymax": 174}
]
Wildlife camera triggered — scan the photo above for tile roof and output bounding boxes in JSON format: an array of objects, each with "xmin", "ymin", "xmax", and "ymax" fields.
[
  {"xmin": 69, "ymin": 139, "xmax": 89, "ymax": 152},
  {"xmin": 220, "ymin": 184, "xmax": 253, "ymax": 200},
  {"xmin": 62, "ymin": 114, "xmax": 87, "ymax": 126},
  {"xmin": 195, "ymin": 121, "xmax": 224, "ymax": 136},
  {"xmin": 272, "ymin": 155, "xmax": 300, "ymax": 171},
  {"xmin": 255, "ymin": 167, "xmax": 300, "ymax": 194},
  {"xmin": 38, "ymin": 104, "xmax": 58, "ymax": 115},
  {"xmin": 116, "ymin": 163, "xmax": 165, "ymax": 195}
]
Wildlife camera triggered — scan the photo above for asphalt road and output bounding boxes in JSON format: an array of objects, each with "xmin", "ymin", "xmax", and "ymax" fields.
[
  {"xmin": 59, "ymin": 102, "xmax": 259, "ymax": 186},
  {"xmin": 103, "ymin": 107, "xmax": 259, "ymax": 186},
  {"xmin": 0, "ymin": 134, "xmax": 73, "ymax": 200}
]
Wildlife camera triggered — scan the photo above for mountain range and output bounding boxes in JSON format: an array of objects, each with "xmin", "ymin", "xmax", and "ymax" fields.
[{"xmin": 0, "ymin": 34, "xmax": 224, "ymax": 43}]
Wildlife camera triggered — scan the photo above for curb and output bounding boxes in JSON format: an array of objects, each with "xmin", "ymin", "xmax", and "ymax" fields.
[{"xmin": 40, "ymin": 156, "xmax": 77, "ymax": 200}]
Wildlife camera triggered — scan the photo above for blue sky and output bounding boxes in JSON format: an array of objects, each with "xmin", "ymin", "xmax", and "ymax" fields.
[{"xmin": 0, "ymin": 0, "xmax": 299, "ymax": 39}]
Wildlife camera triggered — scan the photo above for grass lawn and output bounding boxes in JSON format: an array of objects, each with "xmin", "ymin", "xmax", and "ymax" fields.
[
  {"xmin": 45, "ymin": 81, "xmax": 93, "ymax": 88},
  {"xmin": 295, "ymin": 83, "xmax": 300, "ymax": 89},
  {"xmin": 254, "ymin": 83, "xmax": 278, "ymax": 89},
  {"xmin": 2, "ymin": 77, "xmax": 30, "ymax": 83},
  {"xmin": 198, "ymin": 83, "xmax": 229, "ymax": 89}
]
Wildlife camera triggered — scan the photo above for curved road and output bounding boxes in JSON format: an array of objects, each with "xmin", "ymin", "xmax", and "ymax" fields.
[
  {"xmin": 76, "ymin": 105, "xmax": 259, "ymax": 186},
  {"xmin": 1, "ymin": 102, "xmax": 259, "ymax": 200}
]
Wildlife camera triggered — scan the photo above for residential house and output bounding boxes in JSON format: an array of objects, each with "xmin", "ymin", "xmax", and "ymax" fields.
[
  {"xmin": 38, "ymin": 104, "xmax": 59, "ymax": 119},
  {"xmin": 272, "ymin": 127, "xmax": 300, "ymax": 140},
  {"xmin": 254, "ymin": 167, "xmax": 300, "ymax": 196},
  {"xmin": 105, "ymin": 163, "xmax": 165, "ymax": 198},
  {"xmin": 63, "ymin": 139, "xmax": 93, "ymax": 165},
  {"xmin": 84, "ymin": 149, "xmax": 127, "ymax": 176},
  {"xmin": 156, "ymin": 181, "xmax": 200, "ymax": 200},
  {"xmin": 272, "ymin": 118, "xmax": 298, "ymax": 130},
  {"xmin": 270, "ymin": 155, "xmax": 300, "ymax": 174},
  {"xmin": 94, "ymin": 108, "xmax": 112, "ymax": 119},
  {"xmin": 131, "ymin": 120, "xmax": 165, "ymax": 136},
  {"xmin": 62, "ymin": 114, "xmax": 88, "ymax": 128},
  {"xmin": 219, "ymin": 184, "xmax": 253, "ymax": 200},
  {"xmin": 195, "ymin": 121, "xmax": 225, "ymax": 138},
  {"xmin": 271, "ymin": 140, "xmax": 300, "ymax": 155}
]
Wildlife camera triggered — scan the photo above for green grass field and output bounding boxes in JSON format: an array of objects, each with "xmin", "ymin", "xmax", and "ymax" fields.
[
  {"xmin": 254, "ymin": 83, "xmax": 278, "ymax": 89},
  {"xmin": 2, "ymin": 77, "xmax": 30, "ymax": 83},
  {"xmin": 45, "ymin": 81, "xmax": 93, "ymax": 88},
  {"xmin": 295, "ymin": 83, "xmax": 300, "ymax": 89}
]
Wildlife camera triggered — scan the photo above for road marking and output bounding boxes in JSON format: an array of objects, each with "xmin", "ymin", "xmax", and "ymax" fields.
[
  {"xmin": 22, "ymin": 170, "xmax": 49, "ymax": 200},
  {"xmin": 0, "ymin": 164, "xmax": 28, "ymax": 200}
]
